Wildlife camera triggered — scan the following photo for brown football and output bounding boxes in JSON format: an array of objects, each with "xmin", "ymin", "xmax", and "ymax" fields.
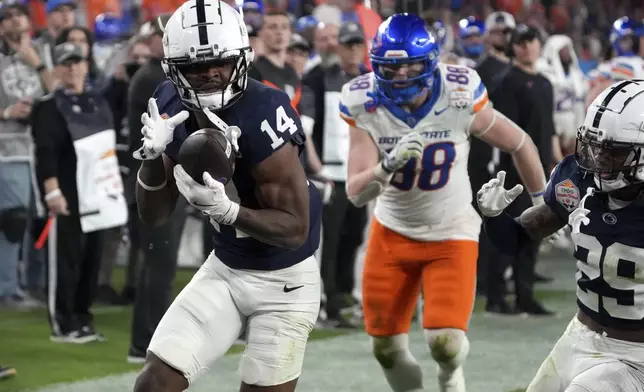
[{"xmin": 177, "ymin": 128, "xmax": 236, "ymax": 185}]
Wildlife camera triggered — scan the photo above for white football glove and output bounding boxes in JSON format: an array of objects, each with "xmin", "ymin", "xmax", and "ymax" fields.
[
  {"xmin": 133, "ymin": 98, "xmax": 189, "ymax": 160},
  {"xmin": 477, "ymin": 171, "xmax": 524, "ymax": 217},
  {"xmin": 382, "ymin": 131, "xmax": 425, "ymax": 172},
  {"xmin": 203, "ymin": 107, "xmax": 241, "ymax": 154},
  {"xmin": 173, "ymin": 165, "xmax": 239, "ymax": 225}
]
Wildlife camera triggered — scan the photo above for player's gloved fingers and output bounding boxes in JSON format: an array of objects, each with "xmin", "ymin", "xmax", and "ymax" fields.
[
  {"xmin": 488, "ymin": 179, "xmax": 499, "ymax": 188},
  {"xmin": 202, "ymin": 172, "xmax": 224, "ymax": 190},
  {"xmin": 141, "ymin": 112, "xmax": 151, "ymax": 128},
  {"xmin": 148, "ymin": 98, "xmax": 160, "ymax": 120},
  {"xmin": 173, "ymin": 165, "xmax": 193, "ymax": 186},
  {"xmin": 496, "ymin": 170, "xmax": 507, "ymax": 187},
  {"xmin": 505, "ymin": 184, "xmax": 524, "ymax": 201},
  {"xmin": 168, "ymin": 110, "xmax": 189, "ymax": 128}
]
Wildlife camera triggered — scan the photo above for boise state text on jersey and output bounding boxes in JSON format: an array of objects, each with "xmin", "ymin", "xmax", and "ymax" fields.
[
  {"xmin": 155, "ymin": 79, "xmax": 322, "ymax": 271},
  {"xmin": 545, "ymin": 155, "xmax": 644, "ymax": 330}
]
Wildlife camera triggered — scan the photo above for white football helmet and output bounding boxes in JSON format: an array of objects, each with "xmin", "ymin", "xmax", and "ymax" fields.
[
  {"xmin": 576, "ymin": 79, "xmax": 644, "ymax": 192},
  {"xmin": 162, "ymin": 0, "xmax": 254, "ymax": 111}
]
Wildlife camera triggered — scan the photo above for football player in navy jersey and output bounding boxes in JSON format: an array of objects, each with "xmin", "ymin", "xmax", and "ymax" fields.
[
  {"xmin": 478, "ymin": 79, "xmax": 644, "ymax": 392},
  {"xmin": 130, "ymin": 1, "xmax": 322, "ymax": 391}
]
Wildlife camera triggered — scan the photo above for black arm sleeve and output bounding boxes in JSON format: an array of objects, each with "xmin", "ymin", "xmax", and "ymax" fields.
[
  {"xmin": 483, "ymin": 213, "xmax": 533, "ymax": 255},
  {"xmin": 30, "ymin": 99, "xmax": 65, "ymax": 183}
]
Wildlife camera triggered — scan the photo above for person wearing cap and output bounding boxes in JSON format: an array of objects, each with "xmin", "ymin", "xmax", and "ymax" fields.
[
  {"xmin": 248, "ymin": 10, "xmax": 301, "ymax": 109},
  {"xmin": 31, "ymin": 42, "xmax": 127, "ymax": 343},
  {"xmin": 126, "ymin": 12, "xmax": 190, "ymax": 364},
  {"xmin": 287, "ymin": 32, "xmax": 311, "ymax": 77},
  {"xmin": 300, "ymin": 20, "xmax": 368, "ymax": 328},
  {"xmin": 33, "ymin": 0, "xmax": 76, "ymax": 66},
  {"xmin": 0, "ymin": 0, "xmax": 51, "ymax": 311},
  {"xmin": 487, "ymin": 24, "xmax": 556, "ymax": 316},
  {"xmin": 469, "ymin": 10, "xmax": 515, "ymax": 301}
]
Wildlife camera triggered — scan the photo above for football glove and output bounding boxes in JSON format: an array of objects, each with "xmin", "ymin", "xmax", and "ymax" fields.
[
  {"xmin": 382, "ymin": 131, "xmax": 424, "ymax": 173},
  {"xmin": 477, "ymin": 171, "xmax": 524, "ymax": 217},
  {"xmin": 173, "ymin": 165, "xmax": 239, "ymax": 225},
  {"xmin": 133, "ymin": 98, "xmax": 189, "ymax": 161}
]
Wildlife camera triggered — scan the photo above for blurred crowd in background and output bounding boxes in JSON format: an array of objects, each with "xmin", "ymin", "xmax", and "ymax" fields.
[{"xmin": 1, "ymin": 0, "xmax": 644, "ymax": 379}]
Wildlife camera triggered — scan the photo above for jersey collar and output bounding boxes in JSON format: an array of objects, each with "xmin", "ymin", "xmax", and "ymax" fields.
[{"xmin": 382, "ymin": 73, "xmax": 442, "ymax": 129}]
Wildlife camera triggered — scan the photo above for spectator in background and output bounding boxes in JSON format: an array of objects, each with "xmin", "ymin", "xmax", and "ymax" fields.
[
  {"xmin": 489, "ymin": 24, "xmax": 556, "ymax": 316},
  {"xmin": 301, "ymin": 20, "xmax": 367, "ymax": 328},
  {"xmin": 0, "ymin": 0, "xmax": 47, "ymax": 310},
  {"xmin": 127, "ymin": 13, "xmax": 188, "ymax": 365},
  {"xmin": 33, "ymin": 0, "xmax": 76, "ymax": 64},
  {"xmin": 537, "ymin": 34, "xmax": 588, "ymax": 158},
  {"xmin": 471, "ymin": 11, "xmax": 515, "ymax": 296},
  {"xmin": 287, "ymin": 32, "xmax": 311, "ymax": 77},
  {"xmin": 56, "ymin": 26, "xmax": 107, "ymax": 90},
  {"xmin": 31, "ymin": 42, "xmax": 128, "ymax": 343},
  {"xmin": 306, "ymin": 21, "xmax": 339, "ymax": 73},
  {"xmin": 247, "ymin": 23, "xmax": 265, "ymax": 57},
  {"xmin": 249, "ymin": 10, "xmax": 300, "ymax": 107},
  {"xmin": 97, "ymin": 35, "xmax": 151, "ymax": 306}
]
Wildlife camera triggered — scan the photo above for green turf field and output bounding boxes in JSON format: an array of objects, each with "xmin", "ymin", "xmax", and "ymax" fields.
[{"xmin": 1, "ymin": 250, "xmax": 578, "ymax": 392}]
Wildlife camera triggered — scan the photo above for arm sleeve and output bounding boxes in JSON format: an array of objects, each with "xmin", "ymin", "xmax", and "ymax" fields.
[
  {"xmin": 483, "ymin": 213, "xmax": 533, "ymax": 255},
  {"xmin": 31, "ymin": 100, "xmax": 64, "ymax": 183}
]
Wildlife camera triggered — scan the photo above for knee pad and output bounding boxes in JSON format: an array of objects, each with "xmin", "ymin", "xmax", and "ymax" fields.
[
  {"xmin": 424, "ymin": 328, "xmax": 469, "ymax": 368},
  {"xmin": 371, "ymin": 334, "xmax": 411, "ymax": 369}
]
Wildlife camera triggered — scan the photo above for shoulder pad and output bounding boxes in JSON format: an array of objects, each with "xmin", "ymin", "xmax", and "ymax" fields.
[
  {"xmin": 437, "ymin": 63, "xmax": 489, "ymax": 114},
  {"xmin": 545, "ymin": 155, "xmax": 586, "ymax": 216},
  {"xmin": 339, "ymin": 72, "xmax": 377, "ymax": 126}
]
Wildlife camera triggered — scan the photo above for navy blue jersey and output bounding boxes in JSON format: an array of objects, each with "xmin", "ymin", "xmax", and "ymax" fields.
[
  {"xmin": 546, "ymin": 155, "xmax": 644, "ymax": 330},
  {"xmin": 157, "ymin": 79, "xmax": 322, "ymax": 271}
]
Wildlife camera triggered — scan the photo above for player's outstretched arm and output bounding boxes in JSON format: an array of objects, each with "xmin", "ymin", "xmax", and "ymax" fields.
[
  {"xmin": 136, "ymin": 154, "xmax": 180, "ymax": 226},
  {"xmin": 477, "ymin": 173, "xmax": 566, "ymax": 254},
  {"xmin": 233, "ymin": 143, "xmax": 310, "ymax": 250},
  {"xmin": 346, "ymin": 126, "xmax": 391, "ymax": 207},
  {"xmin": 470, "ymin": 106, "xmax": 547, "ymax": 204}
]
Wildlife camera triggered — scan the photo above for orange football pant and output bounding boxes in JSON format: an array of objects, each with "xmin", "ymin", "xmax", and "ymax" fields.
[{"xmin": 362, "ymin": 218, "xmax": 478, "ymax": 337}]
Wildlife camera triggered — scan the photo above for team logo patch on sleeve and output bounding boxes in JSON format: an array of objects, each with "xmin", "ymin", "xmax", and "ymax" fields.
[
  {"xmin": 449, "ymin": 87, "xmax": 473, "ymax": 110},
  {"xmin": 555, "ymin": 179, "xmax": 580, "ymax": 211}
]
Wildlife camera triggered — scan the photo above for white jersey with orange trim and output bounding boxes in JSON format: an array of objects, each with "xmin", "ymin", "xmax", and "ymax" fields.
[
  {"xmin": 610, "ymin": 56, "xmax": 644, "ymax": 81},
  {"xmin": 339, "ymin": 63, "xmax": 488, "ymax": 242}
]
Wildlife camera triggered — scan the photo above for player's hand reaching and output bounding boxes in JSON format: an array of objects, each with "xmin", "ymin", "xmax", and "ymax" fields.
[
  {"xmin": 203, "ymin": 107, "xmax": 241, "ymax": 154},
  {"xmin": 382, "ymin": 131, "xmax": 424, "ymax": 173},
  {"xmin": 133, "ymin": 98, "xmax": 189, "ymax": 160},
  {"xmin": 477, "ymin": 171, "xmax": 524, "ymax": 217},
  {"xmin": 174, "ymin": 165, "xmax": 240, "ymax": 225}
]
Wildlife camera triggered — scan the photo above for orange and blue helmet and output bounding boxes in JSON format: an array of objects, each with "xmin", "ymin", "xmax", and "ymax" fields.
[{"xmin": 369, "ymin": 13, "xmax": 439, "ymax": 105}]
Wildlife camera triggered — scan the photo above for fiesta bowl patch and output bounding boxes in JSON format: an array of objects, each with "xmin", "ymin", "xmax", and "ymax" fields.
[{"xmin": 555, "ymin": 179, "xmax": 580, "ymax": 212}]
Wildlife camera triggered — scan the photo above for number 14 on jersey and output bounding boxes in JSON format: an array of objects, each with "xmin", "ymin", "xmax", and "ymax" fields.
[{"xmin": 389, "ymin": 142, "xmax": 456, "ymax": 191}]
